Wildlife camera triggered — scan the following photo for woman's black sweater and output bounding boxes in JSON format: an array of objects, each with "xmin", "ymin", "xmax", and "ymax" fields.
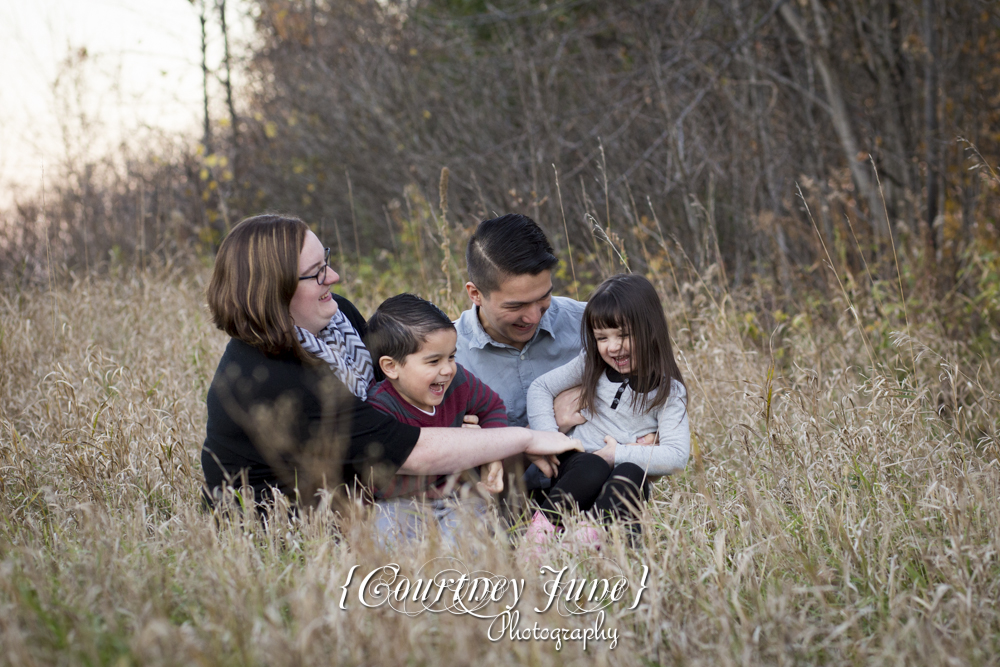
[{"xmin": 201, "ymin": 295, "xmax": 420, "ymax": 506}]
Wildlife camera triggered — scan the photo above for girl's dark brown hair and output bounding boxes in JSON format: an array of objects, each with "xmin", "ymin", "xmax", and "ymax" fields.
[
  {"xmin": 580, "ymin": 273, "xmax": 684, "ymax": 415},
  {"xmin": 207, "ymin": 214, "xmax": 310, "ymax": 358}
]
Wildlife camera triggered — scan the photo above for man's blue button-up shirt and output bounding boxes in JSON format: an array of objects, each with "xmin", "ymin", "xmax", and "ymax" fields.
[{"xmin": 454, "ymin": 296, "xmax": 586, "ymax": 428}]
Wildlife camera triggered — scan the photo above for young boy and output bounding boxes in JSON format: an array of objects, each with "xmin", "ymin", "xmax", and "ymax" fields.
[{"xmin": 364, "ymin": 293, "xmax": 507, "ymax": 505}]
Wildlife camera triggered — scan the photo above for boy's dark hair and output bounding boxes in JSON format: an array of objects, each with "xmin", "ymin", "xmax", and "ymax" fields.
[
  {"xmin": 365, "ymin": 294, "xmax": 455, "ymax": 363},
  {"xmin": 466, "ymin": 213, "xmax": 558, "ymax": 296}
]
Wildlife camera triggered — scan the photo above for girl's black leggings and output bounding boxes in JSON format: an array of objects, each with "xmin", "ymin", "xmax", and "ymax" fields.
[{"xmin": 534, "ymin": 450, "xmax": 650, "ymax": 524}]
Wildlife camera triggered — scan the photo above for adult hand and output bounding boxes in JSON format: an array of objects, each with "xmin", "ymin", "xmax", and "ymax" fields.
[
  {"xmin": 462, "ymin": 415, "xmax": 480, "ymax": 429},
  {"xmin": 526, "ymin": 430, "xmax": 583, "ymax": 457},
  {"xmin": 636, "ymin": 432, "xmax": 657, "ymax": 445},
  {"xmin": 594, "ymin": 435, "xmax": 618, "ymax": 466},
  {"xmin": 553, "ymin": 386, "xmax": 586, "ymax": 433},
  {"xmin": 478, "ymin": 460, "xmax": 504, "ymax": 494},
  {"xmin": 527, "ymin": 453, "xmax": 559, "ymax": 478}
]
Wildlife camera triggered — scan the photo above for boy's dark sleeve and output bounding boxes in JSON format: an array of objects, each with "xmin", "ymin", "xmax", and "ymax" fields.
[
  {"xmin": 366, "ymin": 382, "xmax": 416, "ymax": 425},
  {"xmin": 460, "ymin": 365, "xmax": 508, "ymax": 429}
]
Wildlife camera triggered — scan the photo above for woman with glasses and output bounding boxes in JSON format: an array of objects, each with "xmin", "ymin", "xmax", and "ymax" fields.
[{"xmin": 201, "ymin": 214, "xmax": 579, "ymax": 510}]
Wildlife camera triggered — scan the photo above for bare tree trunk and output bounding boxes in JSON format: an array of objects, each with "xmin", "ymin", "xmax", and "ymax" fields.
[
  {"xmin": 217, "ymin": 0, "xmax": 238, "ymax": 145},
  {"xmin": 197, "ymin": 0, "xmax": 212, "ymax": 154},
  {"xmin": 847, "ymin": 0, "xmax": 915, "ymax": 232},
  {"xmin": 780, "ymin": 2, "xmax": 886, "ymax": 239},
  {"xmin": 309, "ymin": 0, "xmax": 321, "ymax": 56},
  {"xmin": 923, "ymin": 0, "xmax": 940, "ymax": 254},
  {"xmin": 735, "ymin": 0, "xmax": 792, "ymax": 290}
]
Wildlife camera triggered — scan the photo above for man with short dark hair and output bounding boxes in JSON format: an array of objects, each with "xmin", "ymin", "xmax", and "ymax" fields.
[{"xmin": 454, "ymin": 213, "xmax": 586, "ymax": 430}]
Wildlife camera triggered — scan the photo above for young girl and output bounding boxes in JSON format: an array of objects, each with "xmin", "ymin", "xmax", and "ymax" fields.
[{"xmin": 525, "ymin": 273, "xmax": 689, "ymax": 543}]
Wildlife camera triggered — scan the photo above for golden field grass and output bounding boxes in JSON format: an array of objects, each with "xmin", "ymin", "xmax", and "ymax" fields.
[{"xmin": 1, "ymin": 256, "xmax": 999, "ymax": 666}]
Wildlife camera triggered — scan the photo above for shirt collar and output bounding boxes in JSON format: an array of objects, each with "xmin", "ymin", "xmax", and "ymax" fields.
[
  {"xmin": 466, "ymin": 306, "xmax": 494, "ymax": 350},
  {"xmin": 468, "ymin": 299, "xmax": 559, "ymax": 350},
  {"xmin": 605, "ymin": 366, "xmax": 627, "ymax": 383},
  {"xmin": 536, "ymin": 299, "xmax": 559, "ymax": 338}
]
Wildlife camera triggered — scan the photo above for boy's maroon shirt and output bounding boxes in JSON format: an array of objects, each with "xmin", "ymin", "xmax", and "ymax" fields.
[{"xmin": 367, "ymin": 363, "xmax": 507, "ymax": 498}]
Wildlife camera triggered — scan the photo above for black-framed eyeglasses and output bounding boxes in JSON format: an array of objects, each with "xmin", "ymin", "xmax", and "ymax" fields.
[{"xmin": 299, "ymin": 247, "xmax": 331, "ymax": 285}]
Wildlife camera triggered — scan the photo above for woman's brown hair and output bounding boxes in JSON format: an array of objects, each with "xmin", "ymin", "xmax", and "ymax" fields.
[
  {"xmin": 207, "ymin": 214, "xmax": 309, "ymax": 358},
  {"xmin": 579, "ymin": 273, "xmax": 684, "ymax": 415}
]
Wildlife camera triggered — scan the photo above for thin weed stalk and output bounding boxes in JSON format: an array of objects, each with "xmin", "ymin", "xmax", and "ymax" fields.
[
  {"xmin": 599, "ymin": 139, "xmax": 613, "ymax": 271},
  {"xmin": 553, "ymin": 164, "xmax": 578, "ymax": 301},
  {"xmin": 871, "ymin": 156, "xmax": 916, "ymax": 376},
  {"xmin": 332, "ymin": 216, "xmax": 346, "ymax": 274},
  {"xmin": 437, "ymin": 167, "xmax": 454, "ymax": 311},
  {"xmin": 797, "ymin": 183, "xmax": 880, "ymax": 379},
  {"xmin": 346, "ymin": 170, "xmax": 361, "ymax": 260},
  {"xmin": 646, "ymin": 196, "xmax": 691, "ymax": 334}
]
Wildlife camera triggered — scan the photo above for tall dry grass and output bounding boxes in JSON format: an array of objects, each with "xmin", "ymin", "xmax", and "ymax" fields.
[{"xmin": 1, "ymin": 242, "xmax": 999, "ymax": 665}]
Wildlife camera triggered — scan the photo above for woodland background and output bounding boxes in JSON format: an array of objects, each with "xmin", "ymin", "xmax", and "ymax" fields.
[
  {"xmin": 2, "ymin": 2, "xmax": 1000, "ymax": 664},
  {"xmin": 3, "ymin": 0, "xmax": 998, "ymax": 303}
]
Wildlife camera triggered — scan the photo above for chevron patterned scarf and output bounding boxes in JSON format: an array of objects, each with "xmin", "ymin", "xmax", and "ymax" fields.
[{"xmin": 296, "ymin": 310, "xmax": 374, "ymax": 400}]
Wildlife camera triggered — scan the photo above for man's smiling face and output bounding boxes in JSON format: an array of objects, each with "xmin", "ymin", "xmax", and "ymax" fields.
[{"xmin": 467, "ymin": 270, "xmax": 553, "ymax": 350}]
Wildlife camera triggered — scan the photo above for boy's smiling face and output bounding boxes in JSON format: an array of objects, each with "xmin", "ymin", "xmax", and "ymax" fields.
[{"xmin": 379, "ymin": 328, "xmax": 458, "ymax": 412}]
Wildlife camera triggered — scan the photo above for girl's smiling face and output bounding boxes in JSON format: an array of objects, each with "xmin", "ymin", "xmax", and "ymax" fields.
[{"xmin": 593, "ymin": 326, "xmax": 632, "ymax": 374}]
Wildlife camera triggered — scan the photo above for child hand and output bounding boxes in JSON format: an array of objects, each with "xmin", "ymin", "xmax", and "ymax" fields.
[
  {"xmin": 636, "ymin": 432, "xmax": 658, "ymax": 445},
  {"xmin": 462, "ymin": 415, "xmax": 481, "ymax": 429},
  {"xmin": 527, "ymin": 453, "xmax": 559, "ymax": 478},
  {"xmin": 477, "ymin": 460, "xmax": 504, "ymax": 494},
  {"xmin": 595, "ymin": 435, "xmax": 618, "ymax": 466}
]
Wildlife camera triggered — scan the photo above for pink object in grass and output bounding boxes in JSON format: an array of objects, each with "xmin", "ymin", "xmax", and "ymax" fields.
[
  {"xmin": 570, "ymin": 524, "xmax": 603, "ymax": 550},
  {"xmin": 524, "ymin": 510, "xmax": 558, "ymax": 544},
  {"xmin": 520, "ymin": 511, "xmax": 561, "ymax": 564}
]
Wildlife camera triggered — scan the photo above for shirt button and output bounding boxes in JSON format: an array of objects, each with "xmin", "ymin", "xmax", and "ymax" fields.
[{"xmin": 520, "ymin": 354, "xmax": 525, "ymax": 360}]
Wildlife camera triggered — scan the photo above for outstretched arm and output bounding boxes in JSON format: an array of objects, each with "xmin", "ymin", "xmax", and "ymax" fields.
[{"xmin": 398, "ymin": 427, "xmax": 582, "ymax": 475}]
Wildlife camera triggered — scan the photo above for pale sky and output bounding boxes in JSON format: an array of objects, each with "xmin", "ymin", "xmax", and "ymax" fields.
[{"xmin": 0, "ymin": 0, "xmax": 251, "ymax": 206}]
